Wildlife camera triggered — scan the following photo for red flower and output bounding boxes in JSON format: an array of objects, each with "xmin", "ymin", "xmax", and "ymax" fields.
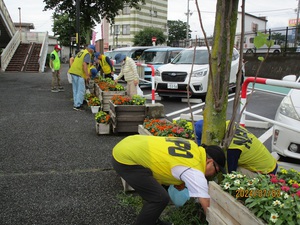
[
  {"xmin": 270, "ymin": 177, "xmax": 278, "ymax": 183},
  {"xmin": 281, "ymin": 186, "xmax": 290, "ymax": 192},
  {"xmin": 292, "ymin": 183, "xmax": 300, "ymax": 189},
  {"xmin": 279, "ymin": 179, "xmax": 286, "ymax": 184},
  {"xmin": 296, "ymin": 190, "xmax": 300, "ymax": 197}
]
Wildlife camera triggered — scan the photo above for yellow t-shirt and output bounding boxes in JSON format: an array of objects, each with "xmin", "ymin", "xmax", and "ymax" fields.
[
  {"xmin": 228, "ymin": 121, "xmax": 277, "ymax": 174},
  {"xmin": 112, "ymin": 135, "xmax": 206, "ymax": 185},
  {"xmin": 68, "ymin": 49, "xmax": 90, "ymax": 79}
]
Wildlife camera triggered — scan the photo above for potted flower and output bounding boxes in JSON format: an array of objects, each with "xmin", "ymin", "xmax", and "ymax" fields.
[
  {"xmin": 95, "ymin": 111, "xmax": 111, "ymax": 134},
  {"xmin": 94, "ymin": 77, "xmax": 126, "ymax": 111},
  {"xmin": 109, "ymin": 95, "xmax": 147, "ymax": 133},
  {"xmin": 139, "ymin": 118, "xmax": 194, "ymax": 139},
  {"xmin": 207, "ymin": 169, "xmax": 300, "ymax": 225},
  {"xmin": 88, "ymin": 96, "xmax": 101, "ymax": 113}
]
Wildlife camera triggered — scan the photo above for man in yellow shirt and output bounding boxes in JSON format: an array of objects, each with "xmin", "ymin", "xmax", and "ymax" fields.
[
  {"xmin": 195, "ymin": 120, "xmax": 278, "ymax": 178},
  {"xmin": 112, "ymin": 135, "xmax": 226, "ymax": 225},
  {"xmin": 49, "ymin": 44, "xmax": 63, "ymax": 92},
  {"xmin": 68, "ymin": 45, "xmax": 95, "ymax": 111}
]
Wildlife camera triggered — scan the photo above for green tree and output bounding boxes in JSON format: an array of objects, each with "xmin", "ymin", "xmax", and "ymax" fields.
[
  {"xmin": 200, "ymin": 0, "xmax": 240, "ymax": 150},
  {"xmin": 167, "ymin": 20, "xmax": 190, "ymax": 46},
  {"xmin": 133, "ymin": 27, "xmax": 166, "ymax": 46},
  {"xmin": 270, "ymin": 32, "xmax": 285, "ymax": 45},
  {"xmin": 43, "ymin": 0, "xmax": 145, "ymax": 44}
]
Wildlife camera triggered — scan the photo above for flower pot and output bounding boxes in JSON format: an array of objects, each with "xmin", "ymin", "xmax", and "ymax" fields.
[
  {"xmin": 91, "ymin": 106, "xmax": 100, "ymax": 114},
  {"xmin": 95, "ymin": 85, "xmax": 126, "ymax": 112},
  {"xmin": 95, "ymin": 122, "xmax": 110, "ymax": 134},
  {"xmin": 109, "ymin": 101, "xmax": 146, "ymax": 133},
  {"xmin": 207, "ymin": 181, "xmax": 266, "ymax": 225}
]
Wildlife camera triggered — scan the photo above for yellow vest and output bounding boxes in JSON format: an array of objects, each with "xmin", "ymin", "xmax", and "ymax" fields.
[
  {"xmin": 68, "ymin": 49, "xmax": 90, "ymax": 79},
  {"xmin": 113, "ymin": 135, "xmax": 206, "ymax": 186},
  {"xmin": 99, "ymin": 55, "xmax": 112, "ymax": 74},
  {"xmin": 50, "ymin": 50, "xmax": 60, "ymax": 70},
  {"xmin": 228, "ymin": 121, "xmax": 277, "ymax": 173}
]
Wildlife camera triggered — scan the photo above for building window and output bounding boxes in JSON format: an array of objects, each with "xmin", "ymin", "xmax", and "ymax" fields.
[
  {"xmin": 123, "ymin": 5, "xmax": 130, "ymax": 15},
  {"xmin": 114, "ymin": 25, "xmax": 120, "ymax": 35},
  {"xmin": 122, "ymin": 25, "xmax": 130, "ymax": 35},
  {"xmin": 149, "ymin": 9, "xmax": 157, "ymax": 17},
  {"xmin": 252, "ymin": 23, "xmax": 258, "ymax": 32}
]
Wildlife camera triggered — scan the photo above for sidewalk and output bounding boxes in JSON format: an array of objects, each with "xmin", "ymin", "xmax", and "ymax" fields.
[{"xmin": 0, "ymin": 65, "xmax": 136, "ymax": 225}]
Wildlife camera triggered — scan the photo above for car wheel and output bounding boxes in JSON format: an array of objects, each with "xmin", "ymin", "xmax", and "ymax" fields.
[
  {"xmin": 246, "ymin": 49, "xmax": 253, "ymax": 54},
  {"xmin": 273, "ymin": 50, "xmax": 280, "ymax": 54}
]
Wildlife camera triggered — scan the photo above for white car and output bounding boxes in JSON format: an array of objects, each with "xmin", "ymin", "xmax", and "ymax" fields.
[
  {"xmin": 245, "ymin": 44, "xmax": 281, "ymax": 54},
  {"xmin": 154, "ymin": 47, "xmax": 241, "ymax": 99},
  {"xmin": 272, "ymin": 76, "xmax": 300, "ymax": 159}
]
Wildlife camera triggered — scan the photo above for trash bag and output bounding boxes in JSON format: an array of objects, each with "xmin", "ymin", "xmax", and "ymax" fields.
[
  {"xmin": 137, "ymin": 85, "xmax": 144, "ymax": 96},
  {"xmin": 168, "ymin": 185, "xmax": 190, "ymax": 207}
]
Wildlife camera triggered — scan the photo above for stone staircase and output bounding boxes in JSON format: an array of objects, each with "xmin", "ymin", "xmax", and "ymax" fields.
[{"xmin": 5, "ymin": 42, "xmax": 41, "ymax": 72}]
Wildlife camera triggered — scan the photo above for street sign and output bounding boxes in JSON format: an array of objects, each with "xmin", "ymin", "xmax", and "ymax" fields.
[{"xmin": 152, "ymin": 37, "xmax": 157, "ymax": 42}]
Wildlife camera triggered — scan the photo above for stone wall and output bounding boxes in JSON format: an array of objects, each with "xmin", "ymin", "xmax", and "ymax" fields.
[{"xmin": 244, "ymin": 53, "xmax": 300, "ymax": 80}]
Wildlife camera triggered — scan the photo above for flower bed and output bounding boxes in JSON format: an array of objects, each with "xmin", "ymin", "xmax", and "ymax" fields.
[
  {"xmin": 141, "ymin": 118, "xmax": 194, "ymax": 139},
  {"xmin": 218, "ymin": 169, "xmax": 300, "ymax": 224},
  {"xmin": 94, "ymin": 78, "xmax": 126, "ymax": 111},
  {"xmin": 109, "ymin": 95, "xmax": 147, "ymax": 133}
]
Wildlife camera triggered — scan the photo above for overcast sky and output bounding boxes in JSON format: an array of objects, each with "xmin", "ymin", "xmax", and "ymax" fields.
[{"xmin": 4, "ymin": 0, "xmax": 299, "ymax": 39}]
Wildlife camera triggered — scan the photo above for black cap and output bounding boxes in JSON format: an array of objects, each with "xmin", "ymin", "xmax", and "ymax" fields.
[{"xmin": 204, "ymin": 145, "xmax": 226, "ymax": 174}]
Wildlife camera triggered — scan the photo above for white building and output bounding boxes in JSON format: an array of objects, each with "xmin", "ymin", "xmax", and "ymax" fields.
[{"xmin": 102, "ymin": 0, "xmax": 168, "ymax": 51}]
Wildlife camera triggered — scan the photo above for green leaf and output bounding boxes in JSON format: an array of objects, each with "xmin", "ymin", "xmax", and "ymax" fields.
[{"xmin": 258, "ymin": 56, "xmax": 264, "ymax": 61}]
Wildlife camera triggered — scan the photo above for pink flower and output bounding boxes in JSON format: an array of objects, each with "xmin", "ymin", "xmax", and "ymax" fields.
[
  {"xmin": 296, "ymin": 190, "xmax": 300, "ymax": 197},
  {"xmin": 292, "ymin": 183, "xmax": 300, "ymax": 189},
  {"xmin": 271, "ymin": 177, "xmax": 278, "ymax": 183},
  {"xmin": 279, "ymin": 179, "xmax": 286, "ymax": 184},
  {"xmin": 281, "ymin": 186, "xmax": 290, "ymax": 192}
]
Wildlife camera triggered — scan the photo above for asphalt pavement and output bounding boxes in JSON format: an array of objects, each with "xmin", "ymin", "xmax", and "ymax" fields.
[{"xmin": 0, "ymin": 64, "xmax": 137, "ymax": 225}]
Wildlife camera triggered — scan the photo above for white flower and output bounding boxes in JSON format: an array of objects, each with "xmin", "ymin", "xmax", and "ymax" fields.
[
  {"xmin": 234, "ymin": 179, "xmax": 240, "ymax": 186},
  {"xmin": 284, "ymin": 193, "xmax": 289, "ymax": 199},
  {"xmin": 237, "ymin": 187, "xmax": 244, "ymax": 190},
  {"xmin": 223, "ymin": 182, "xmax": 231, "ymax": 190},
  {"xmin": 272, "ymin": 200, "xmax": 281, "ymax": 206},
  {"xmin": 280, "ymin": 203, "xmax": 284, "ymax": 208},
  {"xmin": 270, "ymin": 213, "xmax": 279, "ymax": 223},
  {"xmin": 236, "ymin": 174, "xmax": 244, "ymax": 179},
  {"xmin": 229, "ymin": 174, "xmax": 236, "ymax": 179}
]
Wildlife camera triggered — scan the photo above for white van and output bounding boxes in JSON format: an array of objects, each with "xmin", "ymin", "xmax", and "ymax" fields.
[
  {"xmin": 244, "ymin": 36, "xmax": 281, "ymax": 54},
  {"xmin": 155, "ymin": 47, "xmax": 241, "ymax": 99}
]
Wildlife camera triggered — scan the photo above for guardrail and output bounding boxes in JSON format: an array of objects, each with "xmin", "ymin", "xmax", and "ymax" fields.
[
  {"xmin": 135, "ymin": 62, "xmax": 155, "ymax": 104},
  {"xmin": 240, "ymin": 76, "xmax": 300, "ymax": 132}
]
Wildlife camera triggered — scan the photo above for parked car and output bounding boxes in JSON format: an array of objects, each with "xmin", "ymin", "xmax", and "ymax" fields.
[
  {"xmin": 112, "ymin": 46, "xmax": 155, "ymax": 74},
  {"xmin": 154, "ymin": 47, "xmax": 241, "ymax": 99},
  {"xmin": 296, "ymin": 46, "xmax": 300, "ymax": 53},
  {"xmin": 245, "ymin": 44, "xmax": 281, "ymax": 54},
  {"xmin": 272, "ymin": 75, "xmax": 300, "ymax": 160},
  {"xmin": 139, "ymin": 47, "xmax": 184, "ymax": 85}
]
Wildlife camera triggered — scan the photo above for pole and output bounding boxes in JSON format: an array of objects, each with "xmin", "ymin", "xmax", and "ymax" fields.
[
  {"xmin": 69, "ymin": 18, "xmax": 72, "ymax": 58},
  {"xmin": 186, "ymin": 0, "xmax": 190, "ymax": 47},
  {"xmin": 18, "ymin": 7, "xmax": 21, "ymax": 41},
  {"xmin": 76, "ymin": 0, "xmax": 80, "ymax": 52},
  {"xmin": 295, "ymin": 0, "xmax": 300, "ymax": 47}
]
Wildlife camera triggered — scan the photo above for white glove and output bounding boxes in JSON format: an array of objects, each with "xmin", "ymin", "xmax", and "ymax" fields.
[{"xmin": 51, "ymin": 69, "xmax": 55, "ymax": 72}]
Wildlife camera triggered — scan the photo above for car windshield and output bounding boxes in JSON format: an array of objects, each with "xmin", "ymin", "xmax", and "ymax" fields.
[
  {"xmin": 172, "ymin": 49, "xmax": 209, "ymax": 65},
  {"xmin": 140, "ymin": 51, "xmax": 167, "ymax": 64}
]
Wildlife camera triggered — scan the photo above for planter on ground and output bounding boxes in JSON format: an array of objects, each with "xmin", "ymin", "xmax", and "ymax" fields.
[
  {"xmin": 96, "ymin": 85, "xmax": 126, "ymax": 112},
  {"xmin": 207, "ymin": 181, "xmax": 266, "ymax": 225},
  {"xmin": 91, "ymin": 105, "xmax": 100, "ymax": 114},
  {"xmin": 95, "ymin": 122, "xmax": 110, "ymax": 134},
  {"xmin": 109, "ymin": 101, "xmax": 146, "ymax": 133}
]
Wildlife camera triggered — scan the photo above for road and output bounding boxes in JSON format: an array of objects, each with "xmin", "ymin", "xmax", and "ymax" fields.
[{"xmin": 141, "ymin": 84, "xmax": 300, "ymax": 171}]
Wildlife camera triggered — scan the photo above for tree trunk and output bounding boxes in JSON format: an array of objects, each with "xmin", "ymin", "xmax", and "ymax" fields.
[{"xmin": 202, "ymin": 0, "xmax": 239, "ymax": 146}]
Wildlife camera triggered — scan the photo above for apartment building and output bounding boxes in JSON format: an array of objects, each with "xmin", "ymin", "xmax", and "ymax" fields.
[{"xmin": 102, "ymin": 0, "xmax": 168, "ymax": 51}]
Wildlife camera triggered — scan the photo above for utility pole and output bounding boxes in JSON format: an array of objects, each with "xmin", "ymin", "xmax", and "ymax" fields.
[
  {"xmin": 76, "ymin": 0, "xmax": 80, "ymax": 51},
  {"xmin": 185, "ymin": 0, "xmax": 193, "ymax": 47},
  {"xmin": 295, "ymin": 0, "xmax": 300, "ymax": 47}
]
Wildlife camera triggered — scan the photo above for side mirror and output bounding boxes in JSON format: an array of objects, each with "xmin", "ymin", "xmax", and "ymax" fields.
[{"xmin": 282, "ymin": 75, "xmax": 296, "ymax": 82}]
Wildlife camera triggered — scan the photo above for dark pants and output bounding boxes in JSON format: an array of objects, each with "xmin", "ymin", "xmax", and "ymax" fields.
[
  {"xmin": 112, "ymin": 157, "xmax": 170, "ymax": 225},
  {"xmin": 104, "ymin": 73, "xmax": 113, "ymax": 80}
]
